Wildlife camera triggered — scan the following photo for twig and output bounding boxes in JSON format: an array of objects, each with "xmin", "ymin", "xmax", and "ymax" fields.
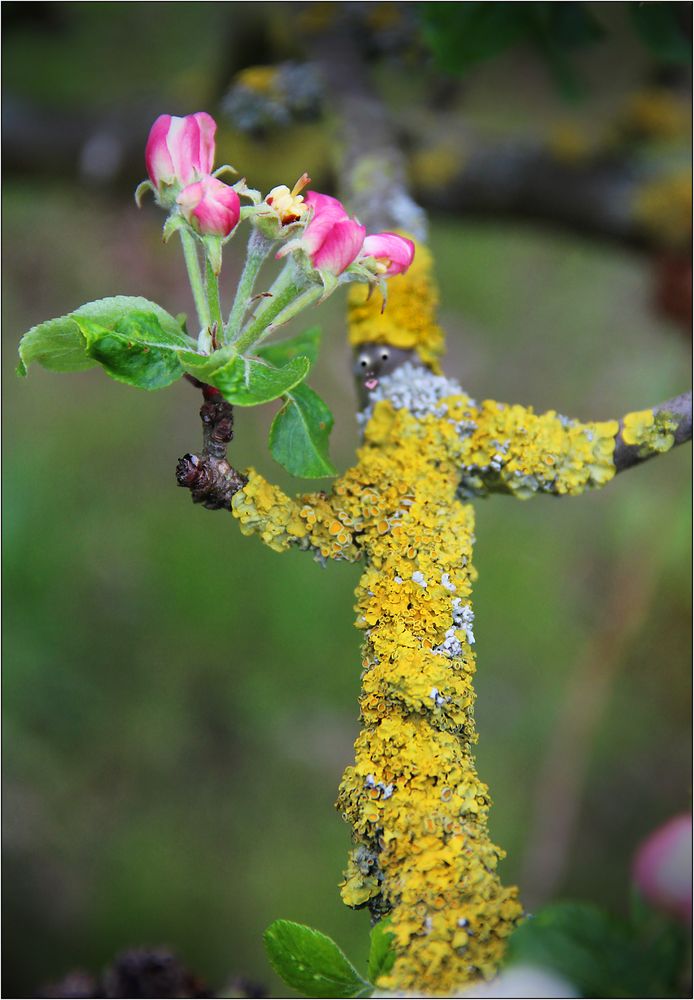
[
  {"xmin": 176, "ymin": 391, "xmax": 247, "ymax": 510},
  {"xmin": 613, "ymin": 390, "xmax": 693, "ymax": 472}
]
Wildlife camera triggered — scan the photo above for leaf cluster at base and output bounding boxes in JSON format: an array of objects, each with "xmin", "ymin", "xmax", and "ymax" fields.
[{"xmin": 18, "ymin": 299, "xmax": 335, "ymax": 479}]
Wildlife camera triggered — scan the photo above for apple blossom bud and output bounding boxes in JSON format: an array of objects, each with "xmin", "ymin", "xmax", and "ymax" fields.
[
  {"xmin": 633, "ymin": 813, "xmax": 692, "ymax": 923},
  {"xmin": 302, "ymin": 190, "xmax": 366, "ymax": 275},
  {"xmin": 361, "ymin": 232, "xmax": 415, "ymax": 276},
  {"xmin": 177, "ymin": 176, "xmax": 241, "ymax": 237},
  {"xmin": 145, "ymin": 112, "xmax": 216, "ymax": 195}
]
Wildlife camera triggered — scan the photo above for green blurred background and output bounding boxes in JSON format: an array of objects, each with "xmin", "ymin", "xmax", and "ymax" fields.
[{"xmin": 3, "ymin": 4, "xmax": 691, "ymax": 996}]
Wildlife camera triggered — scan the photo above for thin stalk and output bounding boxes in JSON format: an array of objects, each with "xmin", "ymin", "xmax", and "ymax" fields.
[
  {"xmin": 205, "ymin": 257, "xmax": 223, "ymax": 336},
  {"xmin": 253, "ymin": 285, "xmax": 323, "ymax": 347},
  {"xmin": 224, "ymin": 230, "xmax": 273, "ymax": 343},
  {"xmin": 233, "ymin": 279, "xmax": 307, "ymax": 354},
  {"xmin": 179, "ymin": 229, "xmax": 211, "ymax": 332}
]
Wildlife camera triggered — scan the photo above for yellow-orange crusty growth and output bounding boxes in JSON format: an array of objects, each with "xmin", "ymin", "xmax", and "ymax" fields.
[
  {"xmin": 230, "ymin": 243, "xmax": 660, "ymax": 994},
  {"xmin": 348, "ymin": 240, "xmax": 445, "ymax": 373}
]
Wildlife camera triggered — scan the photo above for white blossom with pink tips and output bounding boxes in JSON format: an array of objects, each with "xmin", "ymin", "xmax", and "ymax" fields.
[{"xmin": 145, "ymin": 112, "xmax": 216, "ymax": 193}]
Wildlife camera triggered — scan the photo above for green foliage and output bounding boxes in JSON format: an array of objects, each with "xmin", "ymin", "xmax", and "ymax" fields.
[
  {"xmin": 256, "ymin": 326, "xmax": 322, "ymax": 373},
  {"xmin": 629, "ymin": 2, "xmax": 691, "ymax": 65},
  {"xmin": 18, "ymin": 298, "xmax": 331, "ymax": 475},
  {"xmin": 202, "ymin": 353, "xmax": 310, "ymax": 406},
  {"xmin": 506, "ymin": 901, "xmax": 688, "ymax": 998},
  {"xmin": 75, "ymin": 314, "xmax": 188, "ymax": 390},
  {"xmin": 269, "ymin": 382, "xmax": 337, "ymax": 478},
  {"xmin": 17, "ymin": 296, "xmax": 196, "ymax": 377},
  {"xmin": 420, "ymin": 2, "xmax": 604, "ymax": 97},
  {"xmin": 367, "ymin": 919, "xmax": 395, "ymax": 985},
  {"xmin": 264, "ymin": 920, "xmax": 371, "ymax": 998}
]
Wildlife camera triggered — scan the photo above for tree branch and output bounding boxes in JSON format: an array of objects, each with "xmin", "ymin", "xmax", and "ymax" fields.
[
  {"xmin": 613, "ymin": 390, "xmax": 692, "ymax": 472},
  {"xmin": 176, "ymin": 387, "xmax": 247, "ymax": 510},
  {"xmin": 409, "ymin": 129, "xmax": 688, "ymax": 251},
  {"xmin": 304, "ymin": 11, "xmax": 426, "ymax": 239}
]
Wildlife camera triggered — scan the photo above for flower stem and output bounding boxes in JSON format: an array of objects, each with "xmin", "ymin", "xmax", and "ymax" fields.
[
  {"xmin": 253, "ymin": 285, "xmax": 323, "ymax": 347},
  {"xmin": 224, "ymin": 230, "xmax": 273, "ymax": 343},
  {"xmin": 179, "ymin": 229, "xmax": 211, "ymax": 333},
  {"xmin": 205, "ymin": 257, "xmax": 223, "ymax": 336},
  {"xmin": 233, "ymin": 278, "xmax": 307, "ymax": 354}
]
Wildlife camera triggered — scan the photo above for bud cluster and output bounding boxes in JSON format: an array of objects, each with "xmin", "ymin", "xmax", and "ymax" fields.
[{"xmin": 137, "ymin": 111, "xmax": 415, "ymax": 352}]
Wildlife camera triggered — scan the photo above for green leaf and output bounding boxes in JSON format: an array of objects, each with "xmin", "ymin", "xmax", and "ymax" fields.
[
  {"xmin": 17, "ymin": 296, "xmax": 198, "ymax": 378},
  {"xmin": 206, "ymin": 354, "xmax": 310, "ymax": 406},
  {"xmin": 506, "ymin": 901, "xmax": 685, "ymax": 999},
  {"xmin": 68, "ymin": 296, "xmax": 196, "ymax": 347},
  {"xmin": 75, "ymin": 314, "xmax": 185, "ymax": 390},
  {"xmin": 269, "ymin": 383, "xmax": 337, "ymax": 478},
  {"xmin": 256, "ymin": 326, "xmax": 322, "ymax": 372},
  {"xmin": 368, "ymin": 919, "xmax": 395, "ymax": 985},
  {"xmin": 419, "ymin": 3, "xmax": 604, "ymax": 98},
  {"xmin": 420, "ymin": 2, "xmax": 527, "ymax": 74},
  {"xmin": 18, "ymin": 314, "xmax": 96, "ymax": 376},
  {"xmin": 629, "ymin": 2, "xmax": 691, "ymax": 65},
  {"xmin": 264, "ymin": 920, "xmax": 371, "ymax": 999}
]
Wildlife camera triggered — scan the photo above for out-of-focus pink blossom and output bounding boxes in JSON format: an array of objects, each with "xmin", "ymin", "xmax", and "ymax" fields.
[
  {"xmin": 633, "ymin": 813, "xmax": 692, "ymax": 923},
  {"xmin": 145, "ymin": 112, "xmax": 216, "ymax": 191},
  {"xmin": 362, "ymin": 232, "xmax": 415, "ymax": 275},
  {"xmin": 301, "ymin": 190, "xmax": 365, "ymax": 275},
  {"xmin": 177, "ymin": 176, "xmax": 240, "ymax": 237}
]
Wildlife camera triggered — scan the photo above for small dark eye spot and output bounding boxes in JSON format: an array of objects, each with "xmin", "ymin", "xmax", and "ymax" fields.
[
  {"xmin": 381, "ymin": 352, "xmax": 389, "ymax": 361},
  {"xmin": 360, "ymin": 359, "xmax": 368, "ymax": 367}
]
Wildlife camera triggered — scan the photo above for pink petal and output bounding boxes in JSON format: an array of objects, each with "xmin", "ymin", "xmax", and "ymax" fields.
[
  {"xmin": 304, "ymin": 191, "xmax": 349, "ymax": 218},
  {"xmin": 193, "ymin": 112, "xmax": 217, "ymax": 175},
  {"xmin": 312, "ymin": 219, "xmax": 366, "ymax": 274},
  {"xmin": 168, "ymin": 115, "xmax": 200, "ymax": 187},
  {"xmin": 145, "ymin": 114, "xmax": 174, "ymax": 186},
  {"xmin": 362, "ymin": 232, "xmax": 415, "ymax": 275}
]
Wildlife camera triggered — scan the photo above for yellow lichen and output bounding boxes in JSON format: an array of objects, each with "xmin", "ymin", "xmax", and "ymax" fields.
[
  {"xmin": 633, "ymin": 171, "xmax": 693, "ymax": 249},
  {"xmin": 620, "ymin": 88, "xmax": 690, "ymax": 141},
  {"xmin": 622, "ymin": 408, "xmax": 678, "ymax": 456},
  {"xmin": 456, "ymin": 399, "xmax": 619, "ymax": 499},
  {"xmin": 234, "ymin": 65, "xmax": 278, "ymax": 96},
  {"xmin": 229, "ymin": 243, "xmax": 635, "ymax": 994},
  {"xmin": 410, "ymin": 145, "xmax": 463, "ymax": 191},
  {"xmin": 348, "ymin": 241, "xmax": 446, "ymax": 372},
  {"xmin": 547, "ymin": 122, "xmax": 593, "ymax": 164},
  {"xmin": 231, "ymin": 390, "xmax": 626, "ymax": 992}
]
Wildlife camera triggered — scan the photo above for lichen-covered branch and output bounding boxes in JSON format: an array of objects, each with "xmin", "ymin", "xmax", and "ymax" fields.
[
  {"xmin": 222, "ymin": 20, "xmax": 691, "ymax": 997},
  {"xmin": 411, "ymin": 132, "xmax": 691, "ymax": 252},
  {"xmin": 613, "ymin": 392, "xmax": 692, "ymax": 472}
]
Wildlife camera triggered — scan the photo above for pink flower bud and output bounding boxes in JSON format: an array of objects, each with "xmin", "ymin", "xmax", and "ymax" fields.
[
  {"xmin": 302, "ymin": 190, "xmax": 365, "ymax": 275},
  {"xmin": 177, "ymin": 176, "xmax": 241, "ymax": 237},
  {"xmin": 361, "ymin": 232, "xmax": 415, "ymax": 276},
  {"xmin": 145, "ymin": 112, "xmax": 216, "ymax": 191},
  {"xmin": 633, "ymin": 814, "xmax": 692, "ymax": 923}
]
